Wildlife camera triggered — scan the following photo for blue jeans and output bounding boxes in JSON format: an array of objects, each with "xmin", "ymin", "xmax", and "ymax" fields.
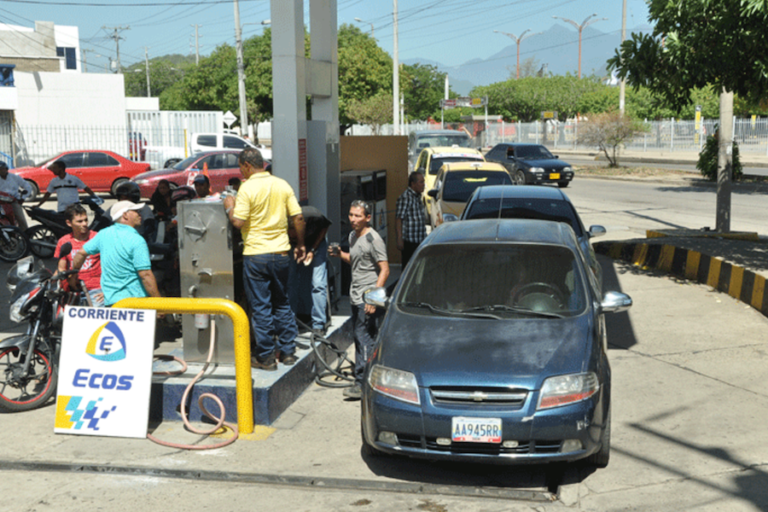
[
  {"xmin": 288, "ymin": 239, "xmax": 328, "ymax": 330},
  {"xmin": 243, "ymin": 253, "xmax": 298, "ymax": 360},
  {"xmin": 350, "ymin": 303, "xmax": 382, "ymax": 386}
]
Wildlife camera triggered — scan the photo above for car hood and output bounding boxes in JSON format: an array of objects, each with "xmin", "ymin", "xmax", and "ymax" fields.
[
  {"xmin": 12, "ymin": 165, "xmax": 44, "ymax": 175},
  {"xmin": 518, "ymin": 158, "xmax": 570, "ymax": 170},
  {"xmin": 376, "ymin": 308, "xmax": 591, "ymax": 389},
  {"xmin": 133, "ymin": 168, "xmax": 184, "ymax": 180}
]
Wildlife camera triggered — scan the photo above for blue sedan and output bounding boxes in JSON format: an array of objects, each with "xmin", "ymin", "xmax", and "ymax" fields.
[{"xmin": 361, "ymin": 219, "xmax": 631, "ymax": 467}]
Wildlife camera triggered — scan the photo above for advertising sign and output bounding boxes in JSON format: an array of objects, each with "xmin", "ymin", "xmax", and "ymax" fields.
[
  {"xmin": 440, "ymin": 97, "xmax": 488, "ymax": 109},
  {"xmin": 54, "ymin": 307, "xmax": 156, "ymax": 438},
  {"xmin": 298, "ymin": 139, "xmax": 308, "ymax": 203}
]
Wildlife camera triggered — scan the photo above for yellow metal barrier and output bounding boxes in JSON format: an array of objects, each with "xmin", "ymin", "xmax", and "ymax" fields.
[{"xmin": 113, "ymin": 297, "xmax": 254, "ymax": 434}]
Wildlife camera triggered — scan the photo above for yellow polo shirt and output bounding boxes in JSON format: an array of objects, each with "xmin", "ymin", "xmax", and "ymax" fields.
[{"xmin": 233, "ymin": 172, "xmax": 302, "ymax": 256}]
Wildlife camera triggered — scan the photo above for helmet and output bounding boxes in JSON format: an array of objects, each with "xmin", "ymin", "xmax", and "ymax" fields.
[
  {"xmin": 0, "ymin": 161, "xmax": 8, "ymax": 171},
  {"xmin": 115, "ymin": 180, "xmax": 141, "ymax": 203},
  {"xmin": 171, "ymin": 185, "xmax": 197, "ymax": 202}
]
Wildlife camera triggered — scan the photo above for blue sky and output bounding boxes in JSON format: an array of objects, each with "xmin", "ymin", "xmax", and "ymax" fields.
[{"xmin": 1, "ymin": 0, "xmax": 652, "ymax": 71}]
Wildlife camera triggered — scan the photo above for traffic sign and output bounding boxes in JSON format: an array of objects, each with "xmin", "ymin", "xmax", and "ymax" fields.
[{"xmin": 223, "ymin": 110, "xmax": 237, "ymax": 128}]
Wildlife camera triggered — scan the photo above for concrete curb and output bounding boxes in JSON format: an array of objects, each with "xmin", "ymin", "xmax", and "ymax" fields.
[{"xmin": 594, "ymin": 239, "xmax": 768, "ymax": 319}]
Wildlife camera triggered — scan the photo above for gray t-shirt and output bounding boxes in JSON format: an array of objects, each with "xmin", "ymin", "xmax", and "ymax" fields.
[{"xmin": 349, "ymin": 229, "xmax": 388, "ymax": 305}]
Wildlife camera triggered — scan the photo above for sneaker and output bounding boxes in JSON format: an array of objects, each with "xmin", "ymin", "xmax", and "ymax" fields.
[
  {"xmin": 343, "ymin": 385, "xmax": 362, "ymax": 400},
  {"xmin": 251, "ymin": 354, "xmax": 277, "ymax": 371},
  {"xmin": 278, "ymin": 352, "xmax": 298, "ymax": 366}
]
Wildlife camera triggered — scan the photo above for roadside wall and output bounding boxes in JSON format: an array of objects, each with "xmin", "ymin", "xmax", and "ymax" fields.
[{"xmin": 340, "ymin": 135, "xmax": 408, "ymax": 263}]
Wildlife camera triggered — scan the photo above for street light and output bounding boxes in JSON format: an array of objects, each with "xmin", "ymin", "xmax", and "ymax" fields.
[
  {"xmin": 552, "ymin": 14, "xmax": 607, "ymax": 79},
  {"xmin": 493, "ymin": 29, "xmax": 537, "ymax": 79},
  {"xmin": 353, "ymin": 17, "xmax": 374, "ymax": 37}
]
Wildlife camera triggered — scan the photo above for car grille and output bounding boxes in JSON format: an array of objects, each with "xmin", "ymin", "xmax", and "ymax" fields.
[
  {"xmin": 423, "ymin": 438, "xmax": 562, "ymax": 455},
  {"xmin": 429, "ymin": 387, "xmax": 528, "ymax": 408}
]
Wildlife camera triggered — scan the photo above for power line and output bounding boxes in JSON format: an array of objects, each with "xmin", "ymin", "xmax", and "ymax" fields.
[
  {"xmin": 3, "ymin": 0, "xmax": 261, "ymax": 5},
  {"xmin": 102, "ymin": 25, "xmax": 129, "ymax": 73}
]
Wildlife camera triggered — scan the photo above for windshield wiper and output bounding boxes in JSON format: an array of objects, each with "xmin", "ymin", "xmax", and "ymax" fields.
[
  {"xmin": 400, "ymin": 302, "xmax": 501, "ymax": 320},
  {"xmin": 461, "ymin": 305, "xmax": 564, "ymax": 319}
]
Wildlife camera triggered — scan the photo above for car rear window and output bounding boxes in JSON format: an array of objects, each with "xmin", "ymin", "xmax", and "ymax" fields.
[
  {"xmin": 398, "ymin": 244, "xmax": 586, "ymax": 316},
  {"xmin": 515, "ymin": 145, "xmax": 554, "ymax": 159},
  {"xmin": 429, "ymin": 155, "xmax": 483, "ymax": 174},
  {"xmin": 442, "ymin": 171, "xmax": 512, "ymax": 202},
  {"xmin": 464, "ymin": 197, "xmax": 583, "ymax": 237},
  {"xmin": 196, "ymin": 135, "xmax": 216, "ymax": 147},
  {"xmin": 415, "ymin": 134, "xmax": 471, "ymax": 150}
]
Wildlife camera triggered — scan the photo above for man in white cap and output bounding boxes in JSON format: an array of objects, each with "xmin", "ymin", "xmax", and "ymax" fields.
[{"xmin": 71, "ymin": 200, "xmax": 161, "ymax": 307}]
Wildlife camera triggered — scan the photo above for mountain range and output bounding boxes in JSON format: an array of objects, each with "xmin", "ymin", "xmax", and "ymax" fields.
[{"xmin": 404, "ymin": 23, "xmax": 653, "ymax": 95}]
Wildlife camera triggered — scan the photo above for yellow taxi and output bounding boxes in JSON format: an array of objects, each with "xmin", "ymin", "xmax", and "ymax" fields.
[
  {"xmin": 413, "ymin": 146, "xmax": 485, "ymax": 215},
  {"xmin": 426, "ymin": 161, "xmax": 512, "ymax": 229}
]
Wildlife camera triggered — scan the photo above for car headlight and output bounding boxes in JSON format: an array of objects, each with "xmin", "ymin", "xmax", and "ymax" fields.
[
  {"xmin": 442, "ymin": 213, "xmax": 459, "ymax": 222},
  {"xmin": 563, "ymin": 167, "xmax": 572, "ymax": 173},
  {"xmin": 368, "ymin": 365, "xmax": 420, "ymax": 405},
  {"xmin": 531, "ymin": 167, "xmax": 544, "ymax": 173},
  {"xmin": 537, "ymin": 372, "xmax": 599, "ymax": 410},
  {"xmin": 9, "ymin": 292, "xmax": 32, "ymax": 323},
  {"xmin": 134, "ymin": 179, "xmax": 149, "ymax": 185}
]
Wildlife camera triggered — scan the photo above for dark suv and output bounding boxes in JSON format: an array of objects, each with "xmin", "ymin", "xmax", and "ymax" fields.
[{"xmin": 485, "ymin": 143, "xmax": 574, "ymax": 187}]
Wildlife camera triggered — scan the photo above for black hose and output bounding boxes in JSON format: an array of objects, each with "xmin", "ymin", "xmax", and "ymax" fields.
[{"xmin": 295, "ymin": 317, "xmax": 355, "ymax": 388}]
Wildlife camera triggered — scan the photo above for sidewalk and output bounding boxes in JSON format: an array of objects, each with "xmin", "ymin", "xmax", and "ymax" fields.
[{"xmin": 555, "ymin": 147, "xmax": 768, "ymax": 168}]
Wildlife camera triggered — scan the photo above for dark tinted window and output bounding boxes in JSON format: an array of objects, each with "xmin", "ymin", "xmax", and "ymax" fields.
[
  {"xmin": 398, "ymin": 244, "xmax": 586, "ymax": 316},
  {"xmin": 85, "ymin": 153, "xmax": 119, "ymax": 167},
  {"xmin": 174, "ymin": 154, "xmax": 201, "ymax": 170},
  {"xmin": 223, "ymin": 136, "xmax": 248, "ymax": 149},
  {"xmin": 196, "ymin": 135, "xmax": 216, "ymax": 147},
  {"xmin": 515, "ymin": 145, "xmax": 554, "ymax": 159},
  {"xmin": 442, "ymin": 171, "xmax": 512, "ymax": 202},
  {"xmin": 464, "ymin": 196, "xmax": 583, "ymax": 236},
  {"xmin": 429, "ymin": 155, "xmax": 483, "ymax": 174},
  {"xmin": 56, "ymin": 153, "xmax": 85, "ymax": 168}
]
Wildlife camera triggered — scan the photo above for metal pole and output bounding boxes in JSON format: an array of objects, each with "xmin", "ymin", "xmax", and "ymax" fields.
[
  {"xmin": 716, "ymin": 90, "xmax": 734, "ymax": 232},
  {"xmin": 619, "ymin": 0, "xmax": 626, "ymax": 113},
  {"xmin": 192, "ymin": 24, "xmax": 202, "ymax": 65},
  {"xmin": 392, "ymin": 0, "xmax": 400, "ymax": 135},
  {"xmin": 233, "ymin": 0, "xmax": 248, "ymax": 135},
  {"xmin": 671, "ymin": 117, "xmax": 674, "ymax": 151},
  {"xmin": 144, "ymin": 47, "xmax": 151, "ymax": 97}
]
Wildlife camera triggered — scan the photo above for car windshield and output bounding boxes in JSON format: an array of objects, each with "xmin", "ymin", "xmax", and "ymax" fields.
[
  {"xmin": 514, "ymin": 145, "xmax": 555, "ymax": 160},
  {"xmin": 398, "ymin": 244, "xmax": 587, "ymax": 317},
  {"xmin": 173, "ymin": 155, "xmax": 202, "ymax": 170},
  {"xmin": 429, "ymin": 155, "xmax": 483, "ymax": 175},
  {"xmin": 36, "ymin": 155, "xmax": 59, "ymax": 167},
  {"xmin": 464, "ymin": 196, "xmax": 584, "ymax": 237},
  {"xmin": 442, "ymin": 171, "xmax": 512, "ymax": 202},
  {"xmin": 415, "ymin": 134, "xmax": 471, "ymax": 151}
]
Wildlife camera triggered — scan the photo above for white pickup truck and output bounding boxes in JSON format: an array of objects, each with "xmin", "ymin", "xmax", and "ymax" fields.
[{"xmin": 144, "ymin": 133, "xmax": 272, "ymax": 170}]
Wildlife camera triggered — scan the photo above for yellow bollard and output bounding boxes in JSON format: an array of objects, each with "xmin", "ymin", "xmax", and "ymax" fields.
[{"xmin": 113, "ymin": 297, "xmax": 254, "ymax": 434}]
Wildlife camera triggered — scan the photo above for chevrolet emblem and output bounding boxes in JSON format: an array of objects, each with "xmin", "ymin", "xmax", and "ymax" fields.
[{"xmin": 472, "ymin": 392, "xmax": 488, "ymax": 402}]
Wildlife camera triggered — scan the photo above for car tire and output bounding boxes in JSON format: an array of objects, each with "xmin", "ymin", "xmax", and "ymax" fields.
[
  {"xmin": 586, "ymin": 408, "xmax": 611, "ymax": 468},
  {"xmin": 514, "ymin": 170, "xmax": 527, "ymax": 185},
  {"xmin": 25, "ymin": 180, "xmax": 39, "ymax": 200},
  {"xmin": 110, "ymin": 178, "xmax": 128, "ymax": 197},
  {"xmin": 557, "ymin": 181, "xmax": 570, "ymax": 188},
  {"xmin": 360, "ymin": 418, "xmax": 382, "ymax": 458}
]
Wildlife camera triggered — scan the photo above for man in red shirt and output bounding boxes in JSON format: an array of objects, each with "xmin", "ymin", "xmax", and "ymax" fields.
[{"xmin": 55, "ymin": 203, "xmax": 104, "ymax": 306}]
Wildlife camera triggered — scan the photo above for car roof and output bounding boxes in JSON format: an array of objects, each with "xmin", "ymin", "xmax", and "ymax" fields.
[
  {"xmin": 424, "ymin": 146, "xmax": 482, "ymax": 156},
  {"xmin": 424, "ymin": 218, "xmax": 578, "ymax": 249},
  {"xmin": 472, "ymin": 184, "xmax": 568, "ymax": 200},
  {"xmin": 440, "ymin": 161, "xmax": 507, "ymax": 173},
  {"xmin": 492, "ymin": 143, "xmax": 543, "ymax": 148}
]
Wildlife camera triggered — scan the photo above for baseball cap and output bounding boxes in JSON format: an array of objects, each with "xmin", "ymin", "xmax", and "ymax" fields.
[
  {"xmin": 193, "ymin": 174, "xmax": 209, "ymax": 185},
  {"xmin": 110, "ymin": 200, "xmax": 144, "ymax": 221},
  {"xmin": 0, "ymin": 161, "xmax": 8, "ymax": 170}
]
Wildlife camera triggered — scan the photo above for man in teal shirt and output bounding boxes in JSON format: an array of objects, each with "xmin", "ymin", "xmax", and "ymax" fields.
[{"xmin": 72, "ymin": 200, "xmax": 161, "ymax": 306}]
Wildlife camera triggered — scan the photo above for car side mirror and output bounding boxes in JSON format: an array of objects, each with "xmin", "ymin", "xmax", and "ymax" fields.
[
  {"xmin": 364, "ymin": 287, "xmax": 389, "ymax": 309},
  {"xmin": 600, "ymin": 291, "xmax": 632, "ymax": 313},
  {"xmin": 588, "ymin": 225, "xmax": 607, "ymax": 239},
  {"xmin": 554, "ymin": 155, "xmax": 559, "ymax": 159},
  {"xmin": 427, "ymin": 189, "xmax": 438, "ymax": 199}
]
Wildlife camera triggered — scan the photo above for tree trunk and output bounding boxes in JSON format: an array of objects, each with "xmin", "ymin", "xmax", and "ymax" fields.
[{"xmin": 716, "ymin": 89, "xmax": 733, "ymax": 233}]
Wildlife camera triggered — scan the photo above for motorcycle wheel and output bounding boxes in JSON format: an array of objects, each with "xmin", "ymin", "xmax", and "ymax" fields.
[
  {"xmin": 0, "ymin": 347, "xmax": 58, "ymax": 412},
  {"xmin": 26, "ymin": 225, "xmax": 58, "ymax": 259},
  {"xmin": 0, "ymin": 226, "xmax": 29, "ymax": 262}
]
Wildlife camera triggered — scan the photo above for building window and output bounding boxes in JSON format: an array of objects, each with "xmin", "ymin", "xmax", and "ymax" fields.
[{"xmin": 56, "ymin": 47, "xmax": 77, "ymax": 70}]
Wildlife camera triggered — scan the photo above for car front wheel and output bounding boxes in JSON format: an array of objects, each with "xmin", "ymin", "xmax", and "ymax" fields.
[
  {"xmin": 514, "ymin": 170, "xmax": 527, "ymax": 185},
  {"xmin": 586, "ymin": 408, "xmax": 610, "ymax": 468}
]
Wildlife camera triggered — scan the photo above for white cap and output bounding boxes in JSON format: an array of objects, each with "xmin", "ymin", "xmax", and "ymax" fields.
[{"xmin": 111, "ymin": 200, "xmax": 143, "ymax": 221}]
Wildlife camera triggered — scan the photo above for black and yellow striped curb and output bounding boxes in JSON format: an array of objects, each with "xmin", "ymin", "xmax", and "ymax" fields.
[{"xmin": 593, "ymin": 240, "xmax": 768, "ymax": 319}]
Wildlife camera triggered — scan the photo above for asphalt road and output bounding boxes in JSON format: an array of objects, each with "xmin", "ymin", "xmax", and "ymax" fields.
[{"xmin": 566, "ymin": 155, "xmax": 768, "ymax": 177}]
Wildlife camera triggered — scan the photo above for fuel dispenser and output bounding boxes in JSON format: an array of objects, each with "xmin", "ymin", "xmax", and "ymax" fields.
[
  {"xmin": 177, "ymin": 199, "xmax": 243, "ymax": 363},
  {"xmin": 339, "ymin": 169, "xmax": 387, "ymax": 295}
]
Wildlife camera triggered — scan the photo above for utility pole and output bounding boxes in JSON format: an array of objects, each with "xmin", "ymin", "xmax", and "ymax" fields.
[
  {"xmin": 144, "ymin": 47, "xmax": 151, "ymax": 97},
  {"xmin": 493, "ymin": 30, "xmax": 537, "ymax": 79},
  {"xmin": 619, "ymin": 0, "xmax": 627, "ymax": 113},
  {"xmin": 392, "ymin": 0, "xmax": 400, "ymax": 135},
  {"xmin": 81, "ymin": 49, "xmax": 100, "ymax": 73},
  {"xmin": 191, "ymin": 24, "xmax": 202, "ymax": 65},
  {"xmin": 102, "ymin": 25, "xmax": 129, "ymax": 73},
  {"xmin": 233, "ymin": 0, "xmax": 248, "ymax": 135},
  {"xmin": 716, "ymin": 90, "xmax": 734, "ymax": 232},
  {"xmin": 551, "ymin": 14, "xmax": 607, "ymax": 79}
]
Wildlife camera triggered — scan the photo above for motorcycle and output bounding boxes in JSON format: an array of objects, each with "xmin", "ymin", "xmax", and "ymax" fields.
[
  {"xmin": 0, "ymin": 243, "xmax": 85, "ymax": 412},
  {"xmin": 0, "ymin": 192, "xmax": 29, "ymax": 263},
  {"xmin": 23, "ymin": 196, "xmax": 108, "ymax": 259}
]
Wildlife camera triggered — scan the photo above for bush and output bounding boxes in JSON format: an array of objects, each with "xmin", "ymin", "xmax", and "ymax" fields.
[{"xmin": 697, "ymin": 130, "xmax": 742, "ymax": 181}]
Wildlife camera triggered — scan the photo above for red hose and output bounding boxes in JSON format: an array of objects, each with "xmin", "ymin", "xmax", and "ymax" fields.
[{"xmin": 148, "ymin": 321, "xmax": 239, "ymax": 449}]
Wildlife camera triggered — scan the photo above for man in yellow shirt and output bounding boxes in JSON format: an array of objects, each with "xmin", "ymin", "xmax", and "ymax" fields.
[{"xmin": 223, "ymin": 148, "xmax": 306, "ymax": 370}]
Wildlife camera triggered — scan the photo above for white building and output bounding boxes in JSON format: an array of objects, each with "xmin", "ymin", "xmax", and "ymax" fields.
[{"xmin": 0, "ymin": 21, "xmax": 81, "ymax": 73}]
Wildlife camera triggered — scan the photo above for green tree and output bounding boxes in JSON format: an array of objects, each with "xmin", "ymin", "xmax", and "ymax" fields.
[
  {"xmin": 346, "ymin": 93, "xmax": 393, "ymax": 134},
  {"xmin": 697, "ymin": 129, "xmax": 743, "ymax": 181},
  {"xmin": 578, "ymin": 111, "xmax": 649, "ymax": 167},
  {"xmin": 124, "ymin": 55, "xmax": 194, "ymax": 99},
  {"xmin": 401, "ymin": 63, "xmax": 447, "ymax": 121}
]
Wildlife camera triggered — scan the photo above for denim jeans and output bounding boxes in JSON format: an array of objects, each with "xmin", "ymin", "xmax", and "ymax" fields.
[
  {"xmin": 243, "ymin": 253, "xmax": 298, "ymax": 360},
  {"xmin": 288, "ymin": 239, "xmax": 328, "ymax": 330},
  {"xmin": 350, "ymin": 303, "xmax": 382, "ymax": 386}
]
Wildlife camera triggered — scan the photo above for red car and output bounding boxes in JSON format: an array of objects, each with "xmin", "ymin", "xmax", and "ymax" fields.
[
  {"xmin": 13, "ymin": 150, "xmax": 151, "ymax": 198},
  {"xmin": 131, "ymin": 151, "xmax": 242, "ymax": 198}
]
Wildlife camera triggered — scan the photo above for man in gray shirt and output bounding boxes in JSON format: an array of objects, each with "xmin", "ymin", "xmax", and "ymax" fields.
[{"xmin": 329, "ymin": 200, "xmax": 389, "ymax": 400}]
